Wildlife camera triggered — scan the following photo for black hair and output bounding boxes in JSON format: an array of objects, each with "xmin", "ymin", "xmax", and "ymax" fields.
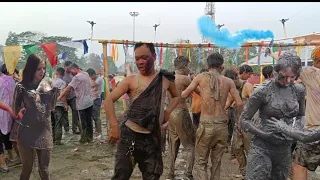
[
  {"xmin": 70, "ymin": 63, "xmax": 79, "ymax": 69},
  {"xmin": 262, "ymin": 65, "xmax": 274, "ymax": 79},
  {"xmin": 56, "ymin": 67, "xmax": 65, "ymax": 76},
  {"xmin": 207, "ymin": 52, "xmax": 224, "ymax": 68},
  {"xmin": 224, "ymin": 68, "xmax": 238, "ymax": 80},
  {"xmin": 239, "ymin": 65, "xmax": 253, "ymax": 74},
  {"xmin": 134, "ymin": 43, "xmax": 156, "ymax": 54},
  {"xmin": 21, "ymin": 54, "xmax": 46, "ymax": 86},
  {"xmin": 86, "ymin": 68, "xmax": 96, "ymax": 76},
  {"xmin": 274, "ymin": 52, "xmax": 302, "ymax": 77},
  {"xmin": 64, "ymin": 61, "xmax": 72, "ymax": 67},
  {"xmin": 0, "ymin": 64, "xmax": 18, "ymax": 75},
  {"xmin": 174, "ymin": 56, "xmax": 189, "ymax": 70}
]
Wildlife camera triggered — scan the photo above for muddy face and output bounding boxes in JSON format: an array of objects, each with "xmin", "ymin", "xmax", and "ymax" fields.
[
  {"xmin": 241, "ymin": 72, "xmax": 253, "ymax": 80},
  {"xmin": 274, "ymin": 67, "xmax": 297, "ymax": 87},
  {"xmin": 134, "ymin": 45, "xmax": 156, "ymax": 76},
  {"xmin": 34, "ymin": 60, "xmax": 46, "ymax": 83}
]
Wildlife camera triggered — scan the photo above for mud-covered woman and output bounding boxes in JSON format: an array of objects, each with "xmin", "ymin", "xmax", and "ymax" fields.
[
  {"xmin": 240, "ymin": 52, "xmax": 306, "ymax": 180},
  {"xmin": 12, "ymin": 54, "xmax": 58, "ymax": 180}
]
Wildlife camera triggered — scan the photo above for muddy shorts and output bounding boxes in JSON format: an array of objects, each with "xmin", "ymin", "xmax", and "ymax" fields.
[{"xmin": 293, "ymin": 141, "xmax": 320, "ymax": 171}]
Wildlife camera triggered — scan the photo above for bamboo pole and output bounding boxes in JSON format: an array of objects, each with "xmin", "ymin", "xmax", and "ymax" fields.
[{"xmin": 93, "ymin": 38, "xmax": 320, "ymax": 48}]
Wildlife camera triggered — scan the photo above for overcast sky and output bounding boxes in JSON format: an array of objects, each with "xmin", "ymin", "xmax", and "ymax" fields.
[{"xmin": 0, "ymin": 2, "xmax": 318, "ymax": 67}]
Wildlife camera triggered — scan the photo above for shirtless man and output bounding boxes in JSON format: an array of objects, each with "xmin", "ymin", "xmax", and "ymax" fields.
[
  {"xmin": 182, "ymin": 52, "xmax": 243, "ymax": 180},
  {"xmin": 104, "ymin": 43, "xmax": 180, "ymax": 179},
  {"xmin": 167, "ymin": 56, "xmax": 196, "ymax": 179},
  {"xmin": 224, "ymin": 68, "xmax": 254, "ymax": 178},
  {"xmin": 239, "ymin": 65, "xmax": 254, "ymax": 81}
]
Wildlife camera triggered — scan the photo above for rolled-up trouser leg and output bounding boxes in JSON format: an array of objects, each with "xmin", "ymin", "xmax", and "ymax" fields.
[
  {"xmin": 68, "ymin": 97, "xmax": 79, "ymax": 133},
  {"xmin": 36, "ymin": 149, "xmax": 51, "ymax": 180},
  {"xmin": 92, "ymin": 98, "xmax": 102, "ymax": 134}
]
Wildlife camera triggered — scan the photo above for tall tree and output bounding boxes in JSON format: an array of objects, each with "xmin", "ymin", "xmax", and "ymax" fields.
[
  {"xmin": 107, "ymin": 56, "xmax": 118, "ymax": 74},
  {"xmin": 86, "ymin": 53, "xmax": 103, "ymax": 72}
]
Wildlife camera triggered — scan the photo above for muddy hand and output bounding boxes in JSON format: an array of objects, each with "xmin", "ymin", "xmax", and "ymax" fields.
[
  {"xmin": 268, "ymin": 117, "xmax": 288, "ymax": 132},
  {"xmin": 161, "ymin": 121, "xmax": 169, "ymax": 131},
  {"xmin": 108, "ymin": 125, "xmax": 120, "ymax": 145}
]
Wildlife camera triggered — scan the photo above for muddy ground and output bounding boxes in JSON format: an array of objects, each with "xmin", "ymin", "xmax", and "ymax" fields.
[{"xmin": 2, "ymin": 101, "xmax": 320, "ymax": 180}]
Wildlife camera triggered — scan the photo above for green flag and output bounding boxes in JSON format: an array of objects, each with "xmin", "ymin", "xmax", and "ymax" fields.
[
  {"xmin": 22, "ymin": 45, "xmax": 39, "ymax": 56},
  {"xmin": 46, "ymin": 60, "xmax": 53, "ymax": 78}
]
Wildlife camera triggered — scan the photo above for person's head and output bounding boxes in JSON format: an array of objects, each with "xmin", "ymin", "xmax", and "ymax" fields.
[
  {"xmin": 124, "ymin": 73, "xmax": 127, "ymax": 77},
  {"xmin": 69, "ymin": 63, "xmax": 81, "ymax": 76},
  {"xmin": 174, "ymin": 56, "xmax": 190, "ymax": 75},
  {"xmin": 239, "ymin": 65, "xmax": 253, "ymax": 80},
  {"xmin": 262, "ymin": 65, "xmax": 274, "ymax": 79},
  {"xmin": 274, "ymin": 52, "xmax": 302, "ymax": 87},
  {"xmin": 86, "ymin": 68, "xmax": 97, "ymax": 80},
  {"xmin": 64, "ymin": 60, "xmax": 72, "ymax": 73},
  {"xmin": 134, "ymin": 43, "xmax": 156, "ymax": 76},
  {"xmin": 207, "ymin": 53, "xmax": 224, "ymax": 73},
  {"xmin": 224, "ymin": 68, "xmax": 241, "ymax": 88},
  {"xmin": 108, "ymin": 74, "xmax": 113, "ymax": 80},
  {"xmin": 56, "ymin": 67, "xmax": 65, "ymax": 78},
  {"xmin": 22, "ymin": 54, "xmax": 46, "ymax": 86},
  {"xmin": 0, "ymin": 64, "xmax": 18, "ymax": 76},
  {"xmin": 311, "ymin": 47, "xmax": 320, "ymax": 68}
]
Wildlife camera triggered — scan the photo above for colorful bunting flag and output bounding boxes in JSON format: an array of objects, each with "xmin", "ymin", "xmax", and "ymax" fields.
[
  {"xmin": 3, "ymin": 46, "xmax": 21, "ymax": 75},
  {"xmin": 57, "ymin": 40, "xmax": 88, "ymax": 54},
  {"xmin": 23, "ymin": 45, "xmax": 39, "ymax": 56},
  {"xmin": 40, "ymin": 43, "xmax": 58, "ymax": 67}
]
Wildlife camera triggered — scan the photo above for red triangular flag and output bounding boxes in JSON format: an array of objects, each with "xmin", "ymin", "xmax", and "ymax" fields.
[{"xmin": 40, "ymin": 43, "xmax": 57, "ymax": 67}]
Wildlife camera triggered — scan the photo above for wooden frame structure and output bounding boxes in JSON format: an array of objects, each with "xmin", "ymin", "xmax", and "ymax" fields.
[{"xmin": 98, "ymin": 39, "xmax": 319, "ymax": 89}]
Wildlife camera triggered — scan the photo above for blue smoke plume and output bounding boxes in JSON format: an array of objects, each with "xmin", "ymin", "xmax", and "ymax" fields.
[{"xmin": 198, "ymin": 16, "xmax": 274, "ymax": 48}]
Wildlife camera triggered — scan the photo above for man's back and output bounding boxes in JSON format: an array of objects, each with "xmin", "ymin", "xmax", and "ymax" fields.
[
  {"xmin": 171, "ymin": 74, "xmax": 190, "ymax": 109},
  {"xmin": 198, "ymin": 71, "xmax": 233, "ymax": 117}
]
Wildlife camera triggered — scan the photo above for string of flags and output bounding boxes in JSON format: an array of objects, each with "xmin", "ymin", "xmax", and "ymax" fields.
[{"xmin": 0, "ymin": 39, "xmax": 89, "ymax": 74}]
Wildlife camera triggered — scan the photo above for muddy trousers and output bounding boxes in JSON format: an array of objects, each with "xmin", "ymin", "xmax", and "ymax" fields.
[
  {"xmin": 168, "ymin": 108, "xmax": 195, "ymax": 177},
  {"xmin": 0, "ymin": 131, "xmax": 12, "ymax": 154},
  {"xmin": 18, "ymin": 143, "xmax": 50, "ymax": 180},
  {"xmin": 78, "ymin": 106, "xmax": 93, "ymax": 143},
  {"xmin": 231, "ymin": 128, "xmax": 251, "ymax": 176},
  {"xmin": 245, "ymin": 144, "xmax": 291, "ymax": 180},
  {"xmin": 66, "ymin": 97, "xmax": 80, "ymax": 133},
  {"xmin": 52, "ymin": 106, "xmax": 68, "ymax": 142},
  {"xmin": 112, "ymin": 125, "xmax": 162, "ymax": 180},
  {"xmin": 92, "ymin": 98, "xmax": 102, "ymax": 134},
  {"xmin": 194, "ymin": 119, "xmax": 228, "ymax": 180}
]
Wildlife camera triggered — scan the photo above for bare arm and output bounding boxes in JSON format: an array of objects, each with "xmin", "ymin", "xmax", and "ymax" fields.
[
  {"xmin": 58, "ymin": 85, "xmax": 72, "ymax": 100},
  {"xmin": 225, "ymin": 93, "xmax": 235, "ymax": 110},
  {"xmin": 244, "ymin": 83, "xmax": 254, "ymax": 98},
  {"xmin": 181, "ymin": 75, "xmax": 200, "ymax": 98},
  {"xmin": 229, "ymin": 81, "xmax": 243, "ymax": 114},
  {"xmin": 104, "ymin": 77, "xmax": 130, "ymax": 127},
  {"xmin": 0, "ymin": 102, "xmax": 12, "ymax": 112},
  {"xmin": 166, "ymin": 81, "xmax": 180, "ymax": 113}
]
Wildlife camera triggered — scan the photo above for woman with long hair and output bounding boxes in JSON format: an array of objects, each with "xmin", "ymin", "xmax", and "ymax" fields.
[
  {"xmin": 12, "ymin": 54, "xmax": 58, "ymax": 180},
  {"xmin": 240, "ymin": 52, "xmax": 306, "ymax": 179}
]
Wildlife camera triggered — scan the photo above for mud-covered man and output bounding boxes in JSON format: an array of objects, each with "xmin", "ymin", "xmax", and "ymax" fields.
[
  {"xmin": 104, "ymin": 43, "xmax": 180, "ymax": 179},
  {"xmin": 166, "ymin": 56, "xmax": 196, "ymax": 179},
  {"xmin": 182, "ymin": 53, "xmax": 243, "ymax": 180},
  {"xmin": 239, "ymin": 64, "xmax": 254, "ymax": 81},
  {"xmin": 224, "ymin": 68, "xmax": 254, "ymax": 178}
]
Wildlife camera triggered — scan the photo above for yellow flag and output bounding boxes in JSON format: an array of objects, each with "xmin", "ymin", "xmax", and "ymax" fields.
[
  {"xmin": 297, "ymin": 46, "xmax": 302, "ymax": 57},
  {"xmin": 3, "ymin": 46, "xmax": 21, "ymax": 75},
  {"xmin": 114, "ymin": 44, "xmax": 118, "ymax": 62}
]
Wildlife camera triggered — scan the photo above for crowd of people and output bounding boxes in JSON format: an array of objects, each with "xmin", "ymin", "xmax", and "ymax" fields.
[{"xmin": 0, "ymin": 42, "xmax": 320, "ymax": 180}]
